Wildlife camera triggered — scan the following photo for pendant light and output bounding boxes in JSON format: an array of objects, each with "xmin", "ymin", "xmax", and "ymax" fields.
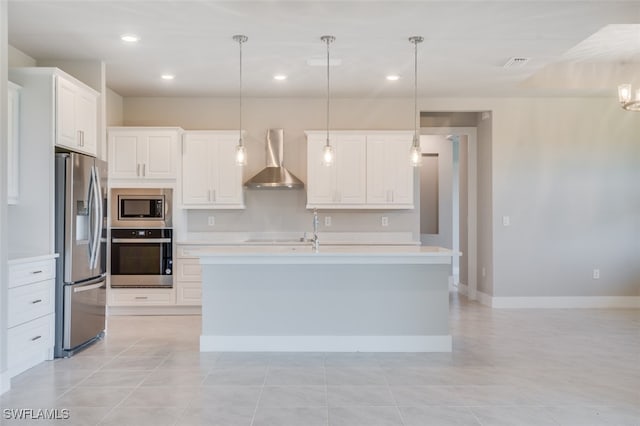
[
  {"xmin": 233, "ymin": 34, "xmax": 248, "ymax": 166},
  {"xmin": 409, "ymin": 36, "xmax": 424, "ymax": 167},
  {"xmin": 321, "ymin": 35, "xmax": 335, "ymax": 167}
]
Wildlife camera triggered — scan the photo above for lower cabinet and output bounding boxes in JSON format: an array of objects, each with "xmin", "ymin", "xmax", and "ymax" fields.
[
  {"xmin": 7, "ymin": 256, "xmax": 56, "ymax": 378},
  {"xmin": 109, "ymin": 288, "xmax": 176, "ymax": 306},
  {"xmin": 176, "ymin": 252, "xmax": 202, "ymax": 306}
]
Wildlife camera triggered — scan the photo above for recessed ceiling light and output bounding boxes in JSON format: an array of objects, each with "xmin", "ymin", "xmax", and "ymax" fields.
[
  {"xmin": 386, "ymin": 75, "xmax": 400, "ymax": 81},
  {"xmin": 273, "ymin": 74, "xmax": 287, "ymax": 81},
  {"xmin": 120, "ymin": 34, "xmax": 140, "ymax": 43},
  {"xmin": 161, "ymin": 74, "xmax": 175, "ymax": 80}
]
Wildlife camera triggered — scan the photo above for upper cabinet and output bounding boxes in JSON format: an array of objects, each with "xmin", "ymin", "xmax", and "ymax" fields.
[
  {"xmin": 306, "ymin": 132, "xmax": 366, "ymax": 208},
  {"xmin": 306, "ymin": 131, "xmax": 414, "ymax": 209},
  {"xmin": 366, "ymin": 132, "xmax": 414, "ymax": 208},
  {"xmin": 108, "ymin": 127, "xmax": 180, "ymax": 181},
  {"xmin": 55, "ymin": 76, "xmax": 98, "ymax": 157},
  {"xmin": 8, "ymin": 82, "xmax": 21, "ymax": 205},
  {"xmin": 181, "ymin": 131, "xmax": 244, "ymax": 209}
]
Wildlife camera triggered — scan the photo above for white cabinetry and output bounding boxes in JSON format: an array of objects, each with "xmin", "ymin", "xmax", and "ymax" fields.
[
  {"xmin": 108, "ymin": 127, "xmax": 180, "ymax": 181},
  {"xmin": 181, "ymin": 131, "xmax": 244, "ymax": 209},
  {"xmin": 306, "ymin": 131, "xmax": 414, "ymax": 209},
  {"xmin": 176, "ymin": 246, "xmax": 202, "ymax": 305},
  {"xmin": 56, "ymin": 75, "xmax": 98, "ymax": 156},
  {"xmin": 366, "ymin": 132, "xmax": 414, "ymax": 208},
  {"xmin": 7, "ymin": 82, "xmax": 21, "ymax": 205},
  {"xmin": 306, "ymin": 132, "xmax": 366, "ymax": 208},
  {"xmin": 109, "ymin": 288, "xmax": 176, "ymax": 306},
  {"xmin": 7, "ymin": 256, "xmax": 56, "ymax": 378}
]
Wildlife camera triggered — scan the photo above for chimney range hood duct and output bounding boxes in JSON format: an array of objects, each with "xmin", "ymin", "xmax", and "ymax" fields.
[{"xmin": 244, "ymin": 129, "xmax": 304, "ymax": 189}]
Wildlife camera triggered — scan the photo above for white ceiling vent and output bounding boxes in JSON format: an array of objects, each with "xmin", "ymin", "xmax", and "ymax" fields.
[{"xmin": 503, "ymin": 57, "xmax": 531, "ymax": 68}]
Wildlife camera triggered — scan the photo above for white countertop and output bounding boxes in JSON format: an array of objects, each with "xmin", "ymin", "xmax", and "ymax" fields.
[
  {"xmin": 193, "ymin": 245, "xmax": 454, "ymax": 265},
  {"xmin": 178, "ymin": 232, "xmax": 420, "ymax": 246}
]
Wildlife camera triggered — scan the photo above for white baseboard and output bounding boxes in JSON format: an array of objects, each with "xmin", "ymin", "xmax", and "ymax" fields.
[
  {"xmin": 108, "ymin": 306, "xmax": 202, "ymax": 316},
  {"xmin": 461, "ymin": 289, "xmax": 638, "ymax": 309},
  {"xmin": 0, "ymin": 371, "xmax": 10, "ymax": 395},
  {"xmin": 490, "ymin": 296, "xmax": 640, "ymax": 309},
  {"xmin": 200, "ymin": 335, "xmax": 453, "ymax": 353}
]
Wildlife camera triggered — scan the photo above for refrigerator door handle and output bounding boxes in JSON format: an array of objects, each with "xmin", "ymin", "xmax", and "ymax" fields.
[
  {"xmin": 90, "ymin": 165, "xmax": 103, "ymax": 270},
  {"xmin": 73, "ymin": 281, "xmax": 105, "ymax": 293},
  {"xmin": 87, "ymin": 167, "xmax": 96, "ymax": 269}
]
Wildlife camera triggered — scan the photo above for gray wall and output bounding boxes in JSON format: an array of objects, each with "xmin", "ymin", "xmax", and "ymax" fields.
[
  {"xmin": 1, "ymin": 0, "xmax": 9, "ymax": 391},
  {"xmin": 124, "ymin": 95, "xmax": 640, "ymax": 298},
  {"xmin": 476, "ymin": 113, "xmax": 493, "ymax": 295}
]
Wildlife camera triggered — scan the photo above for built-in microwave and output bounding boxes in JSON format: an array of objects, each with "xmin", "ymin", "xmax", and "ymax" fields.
[{"xmin": 110, "ymin": 188, "xmax": 172, "ymax": 228}]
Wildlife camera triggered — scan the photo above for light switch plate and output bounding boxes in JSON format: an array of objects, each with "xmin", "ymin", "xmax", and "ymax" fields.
[
  {"xmin": 325, "ymin": 216, "xmax": 332, "ymax": 227},
  {"xmin": 208, "ymin": 216, "xmax": 215, "ymax": 226},
  {"xmin": 381, "ymin": 216, "xmax": 389, "ymax": 227}
]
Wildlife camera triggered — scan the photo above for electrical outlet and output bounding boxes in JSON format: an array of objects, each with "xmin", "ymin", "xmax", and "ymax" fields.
[
  {"xmin": 502, "ymin": 216, "xmax": 510, "ymax": 227},
  {"xmin": 208, "ymin": 216, "xmax": 215, "ymax": 226},
  {"xmin": 324, "ymin": 216, "xmax": 332, "ymax": 227},
  {"xmin": 481, "ymin": 267, "xmax": 486, "ymax": 278},
  {"xmin": 593, "ymin": 268, "xmax": 600, "ymax": 279},
  {"xmin": 381, "ymin": 216, "xmax": 389, "ymax": 227}
]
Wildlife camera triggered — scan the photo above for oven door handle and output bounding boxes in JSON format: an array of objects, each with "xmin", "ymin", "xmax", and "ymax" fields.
[{"xmin": 111, "ymin": 238, "xmax": 172, "ymax": 244}]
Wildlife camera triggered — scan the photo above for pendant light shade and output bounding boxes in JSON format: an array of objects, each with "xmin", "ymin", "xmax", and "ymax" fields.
[
  {"xmin": 233, "ymin": 34, "xmax": 248, "ymax": 166},
  {"xmin": 618, "ymin": 83, "xmax": 640, "ymax": 111},
  {"xmin": 321, "ymin": 35, "xmax": 335, "ymax": 167},
  {"xmin": 409, "ymin": 36, "xmax": 424, "ymax": 167}
]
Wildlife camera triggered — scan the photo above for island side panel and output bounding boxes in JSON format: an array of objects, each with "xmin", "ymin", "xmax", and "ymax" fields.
[{"xmin": 201, "ymin": 263, "xmax": 451, "ymax": 352}]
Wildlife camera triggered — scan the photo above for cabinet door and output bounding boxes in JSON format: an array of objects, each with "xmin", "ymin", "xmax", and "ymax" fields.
[
  {"xmin": 7, "ymin": 84, "xmax": 19, "ymax": 205},
  {"xmin": 335, "ymin": 134, "xmax": 366, "ymax": 205},
  {"xmin": 386, "ymin": 135, "xmax": 414, "ymax": 206},
  {"xmin": 109, "ymin": 134, "xmax": 140, "ymax": 179},
  {"xmin": 366, "ymin": 134, "xmax": 414, "ymax": 206},
  {"xmin": 141, "ymin": 134, "xmax": 176, "ymax": 179},
  {"xmin": 306, "ymin": 136, "xmax": 336, "ymax": 205},
  {"xmin": 75, "ymin": 89, "xmax": 97, "ymax": 156},
  {"xmin": 56, "ymin": 76, "xmax": 78, "ymax": 150},
  {"xmin": 182, "ymin": 134, "xmax": 212, "ymax": 205},
  {"xmin": 212, "ymin": 136, "xmax": 244, "ymax": 205}
]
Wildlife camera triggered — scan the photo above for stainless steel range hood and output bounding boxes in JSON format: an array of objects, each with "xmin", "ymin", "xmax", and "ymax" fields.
[{"xmin": 244, "ymin": 129, "xmax": 304, "ymax": 189}]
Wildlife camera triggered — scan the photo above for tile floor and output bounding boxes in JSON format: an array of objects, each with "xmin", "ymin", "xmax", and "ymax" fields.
[{"xmin": 1, "ymin": 294, "xmax": 639, "ymax": 425}]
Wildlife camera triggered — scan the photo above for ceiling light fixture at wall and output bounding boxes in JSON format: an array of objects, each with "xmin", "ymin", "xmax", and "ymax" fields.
[
  {"xmin": 274, "ymin": 74, "xmax": 287, "ymax": 81},
  {"xmin": 618, "ymin": 84, "xmax": 640, "ymax": 111},
  {"xmin": 321, "ymin": 35, "xmax": 336, "ymax": 167},
  {"xmin": 161, "ymin": 74, "xmax": 175, "ymax": 80},
  {"xmin": 233, "ymin": 34, "xmax": 248, "ymax": 166},
  {"xmin": 386, "ymin": 75, "xmax": 400, "ymax": 81},
  {"xmin": 409, "ymin": 36, "xmax": 424, "ymax": 167}
]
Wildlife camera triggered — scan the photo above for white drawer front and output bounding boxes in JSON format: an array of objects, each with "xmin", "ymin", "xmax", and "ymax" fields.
[
  {"xmin": 110, "ymin": 289, "xmax": 175, "ymax": 306},
  {"xmin": 8, "ymin": 314, "xmax": 53, "ymax": 370},
  {"xmin": 177, "ymin": 282, "xmax": 202, "ymax": 305},
  {"xmin": 9, "ymin": 259, "xmax": 55, "ymax": 288},
  {"xmin": 177, "ymin": 258, "xmax": 202, "ymax": 282},
  {"xmin": 8, "ymin": 279, "xmax": 55, "ymax": 328}
]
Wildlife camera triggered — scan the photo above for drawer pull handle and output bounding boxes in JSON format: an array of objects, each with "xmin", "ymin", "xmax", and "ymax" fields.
[
  {"xmin": 31, "ymin": 335, "xmax": 42, "ymax": 341},
  {"xmin": 31, "ymin": 299, "xmax": 43, "ymax": 304},
  {"xmin": 31, "ymin": 270, "xmax": 43, "ymax": 274},
  {"xmin": 134, "ymin": 296, "xmax": 148, "ymax": 300}
]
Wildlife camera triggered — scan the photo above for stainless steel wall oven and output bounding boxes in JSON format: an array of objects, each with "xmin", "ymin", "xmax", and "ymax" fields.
[{"xmin": 110, "ymin": 228, "xmax": 173, "ymax": 288}]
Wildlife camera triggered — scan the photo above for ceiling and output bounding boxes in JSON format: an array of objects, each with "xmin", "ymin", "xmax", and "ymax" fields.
[{"xmin": 7, "ymin": 1, "xmax": 640, "ymax": 98}]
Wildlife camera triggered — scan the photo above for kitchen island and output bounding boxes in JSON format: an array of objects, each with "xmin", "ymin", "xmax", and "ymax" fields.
[{"xmin": 193, "ymin": 245, "xmax": 454, "ymax": 352}]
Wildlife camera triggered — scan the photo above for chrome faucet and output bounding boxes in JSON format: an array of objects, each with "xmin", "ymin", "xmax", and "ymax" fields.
[{"xmin": 312, "ymin": 209, "xmax": 320, "ymax": 252}]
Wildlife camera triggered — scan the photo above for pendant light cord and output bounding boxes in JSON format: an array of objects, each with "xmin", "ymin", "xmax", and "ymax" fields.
[
  {"xmin": 321, "ymin": 35, "xmax": 335, "ymax": 148},
  {"xmin": 413, "ymin": 39, "xmax": 418, "ymax": 145},
  {"xmin": 326, "ymin": 37, "xmax": 330, "ymax": 147},
  {"xmin": 239, "ymin": 37, "xmax": 243, "ymax": 146},
  {"xmin": 233, "ymin": 35, "xmax": 248, "ymax": 147}
]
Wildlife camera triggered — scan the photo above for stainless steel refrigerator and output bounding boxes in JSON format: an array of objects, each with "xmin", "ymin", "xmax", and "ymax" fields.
[{"xmin": 54, "ymin": 152, "xmax": 107, "ymax": 357}]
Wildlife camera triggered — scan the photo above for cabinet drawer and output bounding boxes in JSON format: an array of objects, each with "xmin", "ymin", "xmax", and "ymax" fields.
[
  {"xmin": 8, "ymin": 314, "xmax": 53, "ymax": 371},
  {"xmin": 9, "ymin": 259, "xmax": 55, "ymax": 288},
  {"xmin": 110, "ymin": 289, "xmax": 175, "ymax": 306},
  {"xmin": 177, "ymin": 282, "xmax": 202, "ymax": 305},
  {"xmin": 8, "ymin": 280, "xmax": 55, "ymax": 328},
  {"xmin": 177, "ymin": 258, "xmax": 202, "ymax": 282}
]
